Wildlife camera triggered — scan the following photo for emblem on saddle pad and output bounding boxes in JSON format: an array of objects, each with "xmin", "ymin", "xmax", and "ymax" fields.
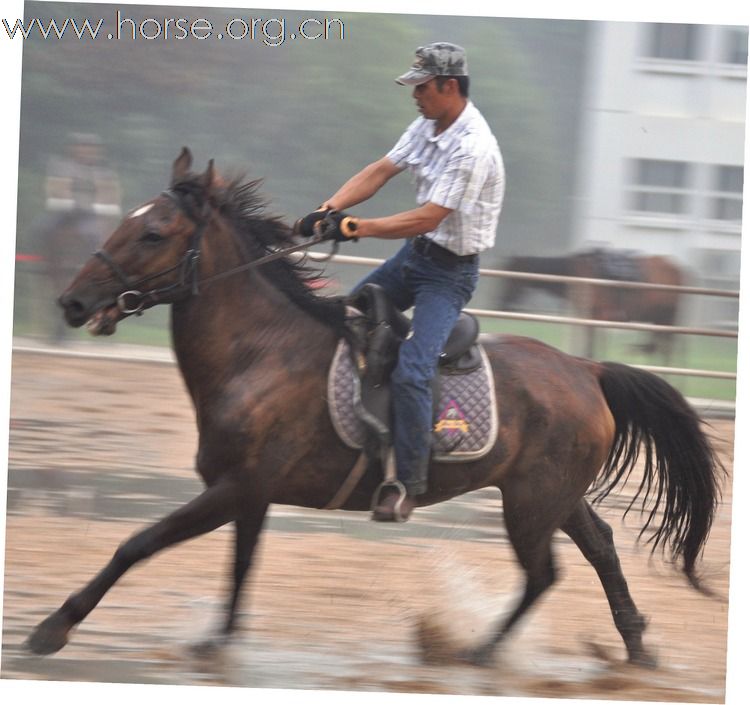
[
  {"xmin": 434, "ymin": 400, "xmax": 469, "ymax": 434},
  {"xmin": 328, "ymin": 340, "xmax": 498, "ymax": 463},
  {"xmin": 433, "ymin": 400, "xmax": 470, "ymax": 454}
]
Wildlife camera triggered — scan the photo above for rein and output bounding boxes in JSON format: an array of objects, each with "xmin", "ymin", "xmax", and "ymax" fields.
[{"xmin": 95, "ymin": 189, "xmax": 333, "ymax": 316}]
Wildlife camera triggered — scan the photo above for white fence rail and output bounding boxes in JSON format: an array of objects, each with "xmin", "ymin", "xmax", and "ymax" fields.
[
  {"xmin": 11, "ymin": 251, "xmax": 737, "ymax": 416},
  {"xmin": 308, "ymin": 251, "xmax": 739, "ymax": 383}
]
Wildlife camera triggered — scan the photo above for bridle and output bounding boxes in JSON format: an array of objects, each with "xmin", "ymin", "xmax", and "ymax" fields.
[
  {"xmin": 94, "ymin": 189, "xmax": 209, "ymax": 315},
  {"xmin": 94, "ymin": 189, "xmax": 332, "ymax": 317}
]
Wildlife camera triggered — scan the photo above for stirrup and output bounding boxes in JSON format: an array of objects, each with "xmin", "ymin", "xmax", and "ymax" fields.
[{"xmin": 370, "ymin": 479, "xmax": 407, "ymax": 516}]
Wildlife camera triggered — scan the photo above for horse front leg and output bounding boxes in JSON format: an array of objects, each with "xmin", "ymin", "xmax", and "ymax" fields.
[
  {"xmin": 225, "ymin": 506, "xmax": 268, "ymax": 634},
  {"xmin": 192, "ymin": 499, "xmax": 269, "ymax": 654},
  {"xmin": 26, "ymin": 479, "xmax": 243, "ymax": 655}
]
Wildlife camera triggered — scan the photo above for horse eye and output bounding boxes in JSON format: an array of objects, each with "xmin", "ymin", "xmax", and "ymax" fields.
[{"xmin": 140, "ymin": 231, "xmax": 164, "ymax": 244}]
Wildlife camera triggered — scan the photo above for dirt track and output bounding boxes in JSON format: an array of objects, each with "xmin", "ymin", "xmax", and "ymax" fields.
[{"xmin": 1, "ymin": 349, "xmax": 736, "ymax": 701}]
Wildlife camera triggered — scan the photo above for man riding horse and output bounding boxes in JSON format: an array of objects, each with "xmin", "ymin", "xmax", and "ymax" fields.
[
  {"xmin": 296, "ymin": 42, "xmax": 506, "ymax": 522},
  {"xmin": 41, "ymin": 145, "xmax": 722, "ymax": 664}
]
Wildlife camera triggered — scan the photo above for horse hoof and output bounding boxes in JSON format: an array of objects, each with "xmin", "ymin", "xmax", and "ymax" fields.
[
  {"xmin": 628, "ymin": 649, "xmax": 658, "ymax": 669},
  {"xmin": 26, "ymin": 612, "xmax": 74, "ymax": 655},
  {"xmin": 189, "ymin": 634, "xmax": 230, "ymax": 658},
  {"xmin": 458, "ymin": 645, "xmax": 495, "ymax": 667}
]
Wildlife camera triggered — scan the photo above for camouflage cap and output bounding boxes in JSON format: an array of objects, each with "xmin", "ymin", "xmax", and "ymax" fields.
[{"xmin": 395, "ymin": 42, "xmax": 468, "ymax": 86}]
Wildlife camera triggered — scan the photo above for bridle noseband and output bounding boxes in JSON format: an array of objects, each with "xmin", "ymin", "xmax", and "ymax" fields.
[
  {"xmin": 93, "ymin": 189, "xmax": 332, "ymax": 317},
  {"xmin": 94, "ymin": 189, "xmax": 206, "ymax": 315}
]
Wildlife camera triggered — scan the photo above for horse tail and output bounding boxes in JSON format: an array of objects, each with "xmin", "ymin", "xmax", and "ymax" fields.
[{"xmin": 593, "ymin": 362, "xmax": 724, "ymax": 592}]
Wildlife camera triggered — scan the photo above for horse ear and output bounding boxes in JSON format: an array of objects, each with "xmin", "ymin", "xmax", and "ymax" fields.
[
  {"xmin": 171, "ymin": 147, "xmax": 193, "ymax": 185},
  {"xmin": 200, "ymin": 159, "xmax": 215, "ymax": 191}
]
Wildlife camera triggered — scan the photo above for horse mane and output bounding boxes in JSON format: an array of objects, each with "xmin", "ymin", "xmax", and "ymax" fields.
[{"xmin": 172, "ymin": 173, "xmax": 346, "ymax": 334}]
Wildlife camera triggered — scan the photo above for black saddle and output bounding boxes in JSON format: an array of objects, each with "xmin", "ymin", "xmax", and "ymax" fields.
[
  {"xmin": 587, "ymin": 248, "xmax": 641, "ymax": 282},
  {"xmin": 344, "ymin": 283, "xmax": 481, "ymax": 473},
  {"xmin": 347, "ymin": 283, "xmax": 480, "ymax": 383}
]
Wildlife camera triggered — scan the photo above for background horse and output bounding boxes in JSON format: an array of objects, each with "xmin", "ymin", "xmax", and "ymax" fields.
[
  {"xmin": 499, "ymin": 251, "xmax": 684, "ymax": 361},
  {"xmin": 25, "ymin": 210, "xmax": 105, "ymax": 343},
  {"xmin": 28, "ymin": 149, "xmax": 722, "ymax": 669}
]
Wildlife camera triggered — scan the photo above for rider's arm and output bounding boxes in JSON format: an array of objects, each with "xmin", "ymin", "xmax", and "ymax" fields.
[
  {"xmin": 324, "ymin": 157, "xmax": 402, "ymax": 211},
  {"xmin": 353, "ymin": 202, "xmax": 453, "ymax": 239}
]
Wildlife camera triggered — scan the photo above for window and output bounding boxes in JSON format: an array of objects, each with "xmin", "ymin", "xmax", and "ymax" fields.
[
  {"xmin": 628, "ymin": 159, "xmax": 692, "ymax": 215},
  {"xmin": 723, "ymin": 27, "xmax": 749, "ymax": 65},
  {"xmin": 711, "ymin": 165, "xmax": 744, "ymax": 221},
  {"xmin": 644, "ymin": 23, "xmax": 701, "ymax": 61}
]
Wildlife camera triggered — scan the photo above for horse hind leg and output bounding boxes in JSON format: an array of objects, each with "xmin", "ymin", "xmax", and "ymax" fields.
[
  {"xmin": 561, "ymin": 499, "xmax": 656, "ymax": 667},
  {"xmin": 657, "ymin": 331, "xmax": 676, "ymax": 366},
  {"xmin": 463, "ymin": 487, "xmax": 560, "ymax": 666}
]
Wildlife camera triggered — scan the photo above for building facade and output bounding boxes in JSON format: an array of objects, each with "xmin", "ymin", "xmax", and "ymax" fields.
[{"xmin": 574, "ymin": 22, "xmax": 747, "ymax": 324}]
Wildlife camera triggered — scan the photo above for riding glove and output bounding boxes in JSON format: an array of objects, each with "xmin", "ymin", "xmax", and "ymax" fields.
[
  {"xmin": 295, "ymin": 208, "xmax": 359, "ymax": 242},
  {"xmin": 320, "ymin": 210, "xmax": 359, "ymax": 242},
  {"xmin": 294, "ymin": 207, "xmax": 330, "ymax": 238}
]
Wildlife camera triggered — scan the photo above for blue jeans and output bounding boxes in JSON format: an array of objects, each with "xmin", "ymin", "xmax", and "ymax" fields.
[{"xmin": 352, "ymin": 241, "xmax": 479, "ymax": 495}]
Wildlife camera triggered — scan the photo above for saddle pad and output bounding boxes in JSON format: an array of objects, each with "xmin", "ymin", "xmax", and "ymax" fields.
[{"xmin": 327, "ymin": 340, "xmax": 498, "ymax": 463}]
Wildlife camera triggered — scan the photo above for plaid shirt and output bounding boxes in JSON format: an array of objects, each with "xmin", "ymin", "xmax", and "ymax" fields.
[{"xmin": 386, "ymin": 100, "xmax": 505, "ymax": 256}]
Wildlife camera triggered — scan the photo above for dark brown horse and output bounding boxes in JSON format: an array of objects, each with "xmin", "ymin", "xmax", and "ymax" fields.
[
  {"xmin": 28, "ymin": 149, "xmax": 722, "ymax": 669},
  {"xmin": 499, "ymin": 252, "xmax": 684, "ymax": 360}
]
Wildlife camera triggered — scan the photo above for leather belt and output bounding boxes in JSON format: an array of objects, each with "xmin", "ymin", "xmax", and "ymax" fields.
[{"xmin": 413, "ymin": 236, "xmax": 478, "ymax": 266}]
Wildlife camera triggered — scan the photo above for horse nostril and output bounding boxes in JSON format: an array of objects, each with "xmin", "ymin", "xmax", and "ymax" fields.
[{"xmin": 58, "ymin": 294, "xmax": 87, "ymax": 324}]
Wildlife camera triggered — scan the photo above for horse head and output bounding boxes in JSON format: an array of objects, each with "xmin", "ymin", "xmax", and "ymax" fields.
[
  {"xmin": 499, "ymin": 257, "xmax": 526, "ymax": 310},
  {"xmin": 58, "ymin": 147, "xmax": 216, "ymax": 335}
]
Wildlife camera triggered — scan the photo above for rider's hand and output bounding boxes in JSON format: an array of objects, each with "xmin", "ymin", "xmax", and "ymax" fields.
[
  {"xmin": 319, "ymin": 210, "xmax": 360, "ymax": 242},
  {"xmin": 294, "ymin": 206, "xmax": 331, "ymax": 238}
]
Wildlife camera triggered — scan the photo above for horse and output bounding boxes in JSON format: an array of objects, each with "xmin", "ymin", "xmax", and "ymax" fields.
[
  {"xmin": 28, "ymin": 148, "xmax": 723, "ymax": 669},
  {"xmin": 499, "ymin": 252, "xmax": 684, "ymax": 361},
  {"xmin": 29, "ymin": 209, "xmax": 107, "ymax": 342}
]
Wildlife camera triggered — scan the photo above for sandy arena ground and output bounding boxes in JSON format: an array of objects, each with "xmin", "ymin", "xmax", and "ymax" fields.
[{"xmin": 1, "ymin": 349, "xmax": 738, "ymax": 702}]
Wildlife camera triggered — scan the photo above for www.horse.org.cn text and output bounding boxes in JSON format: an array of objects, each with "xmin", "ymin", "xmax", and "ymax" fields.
[{"xmin": 2, "ymin": 12, "xmax": 346, "ymax": 46}]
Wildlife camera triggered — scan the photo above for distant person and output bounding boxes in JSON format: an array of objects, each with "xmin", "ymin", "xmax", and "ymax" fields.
[
  {"xmin": 43, "ymin": 132, "xmax": 121, "ymax": 248},
  {"xmin": 296, "ymin": 43, "xmax": 506, "ymax": 522},
  {"xmin": 36, "ymin": 133, "xmax": 122, "ymax": 342}
]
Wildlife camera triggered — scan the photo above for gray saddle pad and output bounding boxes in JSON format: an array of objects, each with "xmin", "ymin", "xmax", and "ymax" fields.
[{"xmin": 327, "ymin": 340, "xmax": 498, "ymax": 463}]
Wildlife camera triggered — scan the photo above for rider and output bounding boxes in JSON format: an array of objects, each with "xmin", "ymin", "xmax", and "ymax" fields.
[
  {"xmin": 297, "ymin": 43, "xmax": 505, "ymax": 522},
  {"xmin": 44, "ymin": 132, "xmax": 122, "ymax": 243},
  {"xmin": 38, "ymin": 133, "xmax": 122, "ymax": 342}
]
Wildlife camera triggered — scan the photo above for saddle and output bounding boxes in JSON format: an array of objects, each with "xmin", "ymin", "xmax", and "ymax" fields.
[
  {"xmin": 346, "ymin": 282, "xmax": 482, "ymax": 383},
  {"xmin": 330, "ymin": 284, "xmax": 497, "ymax": 492},
  {"xmin": 587, "ymin": 248, "xmax": 642, "ymax": 282}
]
